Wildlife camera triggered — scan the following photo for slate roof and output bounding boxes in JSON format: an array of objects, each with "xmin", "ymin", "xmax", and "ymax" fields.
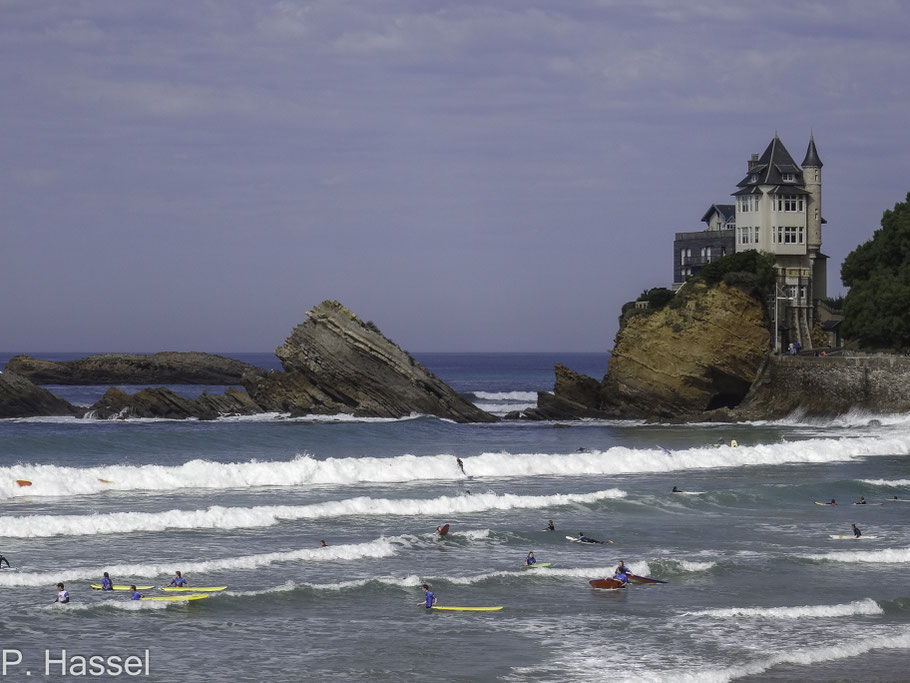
[
  {"xmin": 802, "ymin": 135, "xmax": 823, "ymax": 168},
  {"xmin": 736, "ymin": 135, "xmax": 804, "ymax": 189},
  {"xmin": 700, "ymin": 203, "xmax": 736, "ymax": 224}
]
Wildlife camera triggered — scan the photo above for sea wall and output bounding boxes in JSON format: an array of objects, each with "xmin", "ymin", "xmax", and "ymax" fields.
[{"xmin": 735, "ymin": 354, "xmax": 910, "ymax": 418}]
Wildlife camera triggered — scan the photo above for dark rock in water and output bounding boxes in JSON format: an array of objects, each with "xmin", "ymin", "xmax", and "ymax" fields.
[
  {"xmin": 0, "ymin": 371, "xmax": 84, "ymax": 418},
  {"xmin": 502, "ymin": 410, "xmax": 523, "ymax": 421},
  {"xmin": 244, "ymin": 300, "xmax": 497, "ymax": 423},
  {"xmin": 523, "ymin": 391, "xmax": 613, "ymax": 421},
  {"xmin": 5, "ymin": 352, "xmax": 265, "ymax": 385},
  {"xmin": 553, "ymin": 364, "xmax": 602, "ymax": 408},
  {"xmin": 87, "ymin": 386, "xmax": 262, "ymax": 420}
]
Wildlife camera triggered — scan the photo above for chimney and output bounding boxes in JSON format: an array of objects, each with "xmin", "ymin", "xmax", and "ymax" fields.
[{"xmin": 748, "ymin": 153, "xmax": 759, "ymax": 172}]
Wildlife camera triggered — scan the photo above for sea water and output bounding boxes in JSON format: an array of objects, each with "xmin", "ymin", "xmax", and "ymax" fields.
[{"xmin": 1, "ymin": 352, "xmax": 910, "ymax": 682}]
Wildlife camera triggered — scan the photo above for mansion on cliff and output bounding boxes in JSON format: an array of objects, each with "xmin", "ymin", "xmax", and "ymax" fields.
[{"xmin": 673, "ymin": 134, "xmax": 835, "ymax": 350}]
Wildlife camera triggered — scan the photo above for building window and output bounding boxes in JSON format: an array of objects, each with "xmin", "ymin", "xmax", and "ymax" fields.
[
  {"xmin": 814, "ymin": 208, "xmax": 819, "ymax": 220},
  {"xmin": 779, "ymin": 226, "xmax": 799, "ymax": 243},
  {"xmin": 751, "ymin": 174, "xmax": 758, "ymax": 183},
  {"xmin": 754, "ymin": 227, "xmax": 760, "ymax": 244},
  {"xmin": 782, "ymin": 172, "xmax": 795, "ymax": 182},
  {"xmin": 777, "ymin": 195, "xmax": 803, "ymax": 212},
  {"xmin": 799, "ymin": 226, "xmax": 804, "ymax": 244},
  {"xmin": 815, "ymin": 170, "xmax": 819, "ymax": 181},
  {"xmin": 788, "ymin": 285, "xmax": 798, "ymax": 300}
]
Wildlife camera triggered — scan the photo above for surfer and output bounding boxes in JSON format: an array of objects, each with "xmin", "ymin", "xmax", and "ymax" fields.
[
  {"xmin": 577, "ymin": 532, "xmax": 605, "ymax": 545},
  {"xmin": 130, "ymin": 585, "xmax": 143, "ymax": 600},
  {"xmin": 545, "ymin": 519, "xmax": 555, "ymax": 531},
  {"xmin": 167, "ymin": 571, "xmax": 188, "ymax": 587},
  {"xmin": 100, "ymin": 572, "xmax": 114, "ymax": 591},
  {"xmin": 852, "ymin": 523, "xmax": 862, "ymax": 538},
  {"xmin": 830, "ymin": 499, "xmax": 837, "ymax": 506},
  {"xmin": 856, "ymin": 497, "xmax": 867, "ymax": 505},
  {"xmin": 456, "ymin": 457, "xmax": 465, "ymax": 475},
  {"xmin": 525, "ymin": 552, "xmax": 537, "ymax": 566},
  {"xmin": 417, "ymin": 584, "xmax": 437, "ymax": 609},
  {"xmin": 55, "ymin": 583, "xmax": 70, "ymax": 604},
  {"xmin": 0, "ymin": 553, "xmax": 10, "ymax": 569},
  {"xmin": 672, "ymin": 486, "xmax": 682, "ymax": 493},
  {"xmin": 615, "ymin": 560, "xmax": 630, "ymax": 576},
  {"xmin": 319, "ymin": 540, "xmax": 328, "ymax": 547}
]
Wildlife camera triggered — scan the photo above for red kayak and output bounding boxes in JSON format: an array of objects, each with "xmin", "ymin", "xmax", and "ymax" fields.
[{"xmin": 588, "ymin": 578, "xmax": 627, "ymax": 589}]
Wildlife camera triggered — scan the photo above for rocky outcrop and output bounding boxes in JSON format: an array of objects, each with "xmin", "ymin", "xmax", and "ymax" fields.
[
  {"xmin": 600, "ymin": 280, "xmax": 770, "ymax": 418},
  {"xmin": 244, "ymin": 300, "xmax": 497, "ymax": 423},
  {"xmin": 5, "ymin": 352, "xmax": 265, "ymax": 385},
  {"xmin": 0, "ymin": 371, "xmax": 84, "ymax": 418},
  {"xmin": 87, "ymin": 386, "xmax": 261, "ymax": 420}
]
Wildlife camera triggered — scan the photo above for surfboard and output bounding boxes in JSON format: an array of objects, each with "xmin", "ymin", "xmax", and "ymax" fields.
[
  {"xmin": 91, "ymin": 584, "xmax": 154, "ymax": 591},
  {"xmin": 98, "ymin": 478, "xmax": 113, "ymax": 484},
  {"xmin": 140, "ymin": 594, "xmax": 210, "ymax": 602},
  {"xmin": 15, "ymin": 479, "xmax": 32, "ymax": 487},
  {"xmin": 814, "ymin": 502, "xmax": 837, "ymax": 505},
  {"xmin": 520, "ymin": 563, "xmax": 552, "ymax": 569},
  {"xmin": 678, "ymin": 491, "xmax": 705, "ymax": 495},
  {"xmin": 161, "ymin": 586, "xmax": 227, "ymax": 592},
  {"xmin": 437, "ymin": 524, "xmax": 450, "ymax": 537},
  {"xmin": 588, "ymin": 578, "xmax": 627, "ymax": 589},
  {"xmin": 886, "ymin": 499, "xmax": 910, "ymax": 502},
  {"xmin": 829, "ymin": 534, "xmax": 877, "ymax": 540},
  {"xmin": 852, "ymin": 502, "xmax": 882, "ymax": 505},
  {"xmin": 658, "ymin": 445, "xmax": 672, "ymax": 455},
  {"xmin": 627, "ymin": 574, "xmax": 668, "ymax": 584},
  {"xmin": 430, "ymin": 605, "xmax": 503, "ymax": 611}
]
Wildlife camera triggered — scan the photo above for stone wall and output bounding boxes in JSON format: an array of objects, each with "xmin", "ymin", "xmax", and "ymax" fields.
[{"xmin": 736, "ymin": 354, "xmax": 910, "ymax": 418}]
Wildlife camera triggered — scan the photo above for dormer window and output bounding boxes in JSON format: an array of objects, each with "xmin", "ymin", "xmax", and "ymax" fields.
[
  {"xmin": 782, "ymin": 172, "xmax": 795, "ymax": 182},
  {"xmin": 750, "ymin": 174, "xmax": 758, "ymax": 183}
]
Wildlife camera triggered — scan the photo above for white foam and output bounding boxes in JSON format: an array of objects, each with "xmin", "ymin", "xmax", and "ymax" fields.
[
  {"xmin": 3, "ymin": 433, "xmax": 909, "ymax": 500},
  {"xmin": 682, "ymin": 598, "xmax": 883, "ymax": 620},
  {"xmin": 472, "ymin": 391, "xmax": 539, "ymax": 402},
  {"xmin": 798, "ymin": 547, "xmax": 910, "ymax": 563},
  {"xmin": 860, "ymin": 479, "xmax": 910, "ymax": 487},
  {"xmin": 0, "ymin": 489, "xmax": 626, "ymax": 538},
  {"xmin": 0, "ymin": 538, "xmax": 400, "ymax": 587}
]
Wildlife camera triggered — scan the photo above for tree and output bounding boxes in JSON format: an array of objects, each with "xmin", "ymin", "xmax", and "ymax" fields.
[{"xmin": 841, "ymin": 192, "xmax": 910, "ymax": 350}]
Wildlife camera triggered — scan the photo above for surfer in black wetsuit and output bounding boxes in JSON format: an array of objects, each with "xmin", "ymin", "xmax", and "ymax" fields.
[
  {"xmin": 0, "ymin": 554, "xmax": 10, "ymax": 569},
  {"xmin": 672, "ymin": 486, "xmax": 682, "ymax": 493},
  {"xmin": 545, "ymin": 519, "xmax": 555, "ymax": 531},
  {"xmin": 852, "ymin": 523, "xmax": 861, "ymax": 538},
  {"xmin": 577, "ymin": 532, "xmax": 604, "ymax": 544},
  {"xmin": 856, "ymin": 497, "xmax": 867, "ymax": 505},
  {"xmin": 456, "ymin": 457, "xmax": 465, "ymax": 475}
]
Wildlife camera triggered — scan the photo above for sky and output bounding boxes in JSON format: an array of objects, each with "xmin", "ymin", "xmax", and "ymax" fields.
[{"xmin": 2, "ymin": 1, "xmax": 908, "ymax": 353}]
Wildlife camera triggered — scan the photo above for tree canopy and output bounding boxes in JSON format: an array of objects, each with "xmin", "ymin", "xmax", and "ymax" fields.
[{"xmin": 841, "ymin": 192, "xmax": 910, "ymax": 350}]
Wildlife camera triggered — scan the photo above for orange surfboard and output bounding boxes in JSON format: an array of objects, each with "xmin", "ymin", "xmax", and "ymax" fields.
[
  {"xmin": 437, "ymin": 524, "xmax": 450, "ymax": 537},
  {"xmin": 589, "ymin": 578, "xmax": 626, "ymax": 590},
  {"xmin": 16, "ymin": 480, "xmax": 32, "ymax": 487}
]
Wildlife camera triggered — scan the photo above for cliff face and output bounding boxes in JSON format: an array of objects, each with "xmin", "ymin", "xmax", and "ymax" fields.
[
  {"xmin": 5, "ymin": 352, "xmax": 265, "ymax": 385},
  {"xmin": 601, "ymin": 280, "xmax": 770, "ymax": 417},
  {"xmin": 244, "ymin": 300, "xmax": 497, "ymax": 423}
]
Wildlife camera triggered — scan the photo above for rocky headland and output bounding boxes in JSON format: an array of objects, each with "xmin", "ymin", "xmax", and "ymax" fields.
[
  {"xmin": 5, "ymin": 352, "xmax": 265, "ymax": 385},
  {"xmin": 1, "ymin": 300, "xmax": 496, "ymax": 423},
  {"xmin": 243, "ymin": 300, "xmax": 497, "ymax": 423}
]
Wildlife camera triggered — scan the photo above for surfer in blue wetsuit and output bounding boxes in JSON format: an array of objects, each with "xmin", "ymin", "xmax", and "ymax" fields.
[
  {"xmin": 615, "ymin": 560, "xmax": 630, "ymax": 577},
  {"xmin": 526, "ymin": 552, "xmax": 537, "ymax": 566},
  {"xmin": 130, "ymin": 585, "xmax": 143, "ymax": 600},
  {"xmin": 100, "ymin": 572, "xmax": 113, "ymax": 591},
  {"xmin": 167, "ymin": 571, "xmax": 188, "ymax": 587},
  {"xmin": 417, "ymin": 584, "xmax": 437, "ymax": 609}
]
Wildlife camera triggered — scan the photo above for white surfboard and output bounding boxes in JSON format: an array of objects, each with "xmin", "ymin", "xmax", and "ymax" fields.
[{"xmin": 829, "ymin": 534, "xmax": 877, "ymax": 540}]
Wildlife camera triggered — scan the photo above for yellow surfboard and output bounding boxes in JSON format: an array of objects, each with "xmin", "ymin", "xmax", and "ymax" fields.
[
  {"xmin": 431, "ymin": 606, "xmax": 503, "ymax": 611},
  {"xmin": 161, "ymin": 586, "xmax": 227, "ymax": 592},
  {"xmin": 140, "ymin": 594, "xmax": 210, "ymax": 602}
]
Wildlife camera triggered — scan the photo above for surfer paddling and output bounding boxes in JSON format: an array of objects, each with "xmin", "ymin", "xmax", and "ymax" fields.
[{"xmin": 577, "ymin": 532, "xmax": 611, "ymax": 545}]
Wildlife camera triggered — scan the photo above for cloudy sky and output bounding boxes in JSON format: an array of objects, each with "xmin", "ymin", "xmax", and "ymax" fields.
[{"xmin": 2, "ymin": 1, "xmax": 908, "ymax": 353}]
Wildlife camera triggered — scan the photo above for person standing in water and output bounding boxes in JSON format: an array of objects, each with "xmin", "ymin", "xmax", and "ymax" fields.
[
  {"xmin": 100, "ymin": 572, "xmax": 114, "ymax": 591},
  {"xmin": 418, "ymin": 584, "xmax": 437, "ymax": 609},
  {"xmin": 525, "ymin": 552, "xmax": 537, "ymax": 566},
  {"xmin": 544, "ymin": 519, "xmax": 555, "ymax": 531},
  {"xmin": 55, "ymin": 583, "xmax": 70, "ymax": 604},
  {"xmin": 167, "ymin": 571, "xmax": 188, "ymax": 587},
  {"xmin": 130, "ymin": 585, "xmax": 144, "ymax": 600}
]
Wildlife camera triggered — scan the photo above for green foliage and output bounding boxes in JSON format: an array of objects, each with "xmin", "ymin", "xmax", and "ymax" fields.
[
  {"xmin": 699, "ymin": 250, "xmax": 777, "ymax": 299},
  {"xmin": 822, "ymin": 295, "xmax": 844, "ymax": 310},
  {"xmin": 841, "ymin": 192, "xmax": 910, "ymax": 350},
  {"xmin": 640, "ymin": 287, "xmax": 675, "ymax": 308}
]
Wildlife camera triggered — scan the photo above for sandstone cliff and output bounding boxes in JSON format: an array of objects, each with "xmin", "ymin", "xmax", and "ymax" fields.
[
  {"xmin": 244, "ymin": 300, "xmax": 497, "ymax": 423},
  {"xmin": 601, "ymin": 280, "xmax": 770, "ymax": 418},
  {"xmin": 5, "ymin": 352, "xmax": 265, "ymax": 385}
]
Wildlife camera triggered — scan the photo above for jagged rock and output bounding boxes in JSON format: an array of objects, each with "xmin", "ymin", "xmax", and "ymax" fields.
[
  {"xmin": 522, "ymin": 391, "xmax": 613, "ymax": 421},
  {"xmin": 244, "ymin": 300, "xmax": 497, "ymax": 423},
  {"xmin": 0, "ymin": 371, "xmax": 84, "ymax": 418},
  {"xmin": 600, "ymin": 280, "xmax": 770, "ymax": 418},
  {"xmin": 5, "ymin": 352, "xmax": 265, "ymax": 385},
  {"xmin": 553, "ymin": 364, "xmax": 602, "ymax": 409},
  {"xmin": 87, "ymin": 386, "xmax": 261, "ymax": 420}
]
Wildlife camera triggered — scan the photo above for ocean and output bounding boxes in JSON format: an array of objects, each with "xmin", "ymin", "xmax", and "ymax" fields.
[{"xmin": 2, "ymin": 351, "xmax": 910, "ymax": 682}]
